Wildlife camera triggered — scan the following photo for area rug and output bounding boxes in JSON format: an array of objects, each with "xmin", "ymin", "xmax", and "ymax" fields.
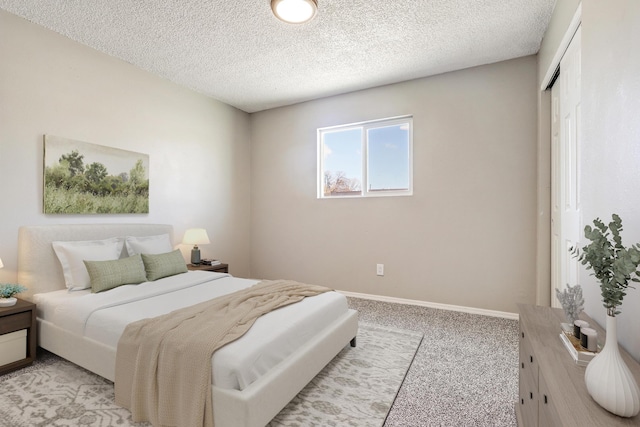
[{"xmin": 0, "ymin": 323, "xmax": 422, "ymax": 427}]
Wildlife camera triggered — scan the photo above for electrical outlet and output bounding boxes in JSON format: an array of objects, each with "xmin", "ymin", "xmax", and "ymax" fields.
[{"xmin": 376, "ymin": 264, "xmax": 384, "ymax": 276}]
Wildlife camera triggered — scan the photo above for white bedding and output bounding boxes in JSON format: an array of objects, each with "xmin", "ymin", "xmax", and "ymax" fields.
[{"xmin": 33, "ymin": 271, "xmax": 348, "ymax": 391}]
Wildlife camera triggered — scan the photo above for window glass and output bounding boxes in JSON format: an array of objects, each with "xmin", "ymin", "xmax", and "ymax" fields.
[
  {"xmin": 322, "ymin": 128, "xmax": 362, "ymax": 197},
  {"xmin": 367, "ymin": 124, "xmax": 410, "ymax": 192},
  {"xmin": 318, "ymin": 116, "xmax": 412, "ymax": 198}
]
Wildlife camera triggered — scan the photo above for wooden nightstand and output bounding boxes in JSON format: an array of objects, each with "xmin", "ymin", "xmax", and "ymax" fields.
[
  {"xmin": 187, "ymin": 263, "xmax": 229, "ymax": 274},
  {"xmin": 0, "ymin": 298, "xmax": 37, "ymax": 375}
]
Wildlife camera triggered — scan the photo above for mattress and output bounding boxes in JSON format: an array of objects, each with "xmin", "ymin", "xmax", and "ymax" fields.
[{"xmin": 33, "ymin": 271, "xmax": 348, "ymax": 391}]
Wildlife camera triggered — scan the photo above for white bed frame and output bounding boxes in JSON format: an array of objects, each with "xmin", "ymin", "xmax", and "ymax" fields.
[{"xmin": 17, "ymin": 224, "xmax": 358, "ymax": 427}]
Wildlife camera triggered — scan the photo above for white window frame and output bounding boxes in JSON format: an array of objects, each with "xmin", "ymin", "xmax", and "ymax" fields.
[{"xmin": 317, "ymin": 115, "xmax": 413, "ymax": 199}]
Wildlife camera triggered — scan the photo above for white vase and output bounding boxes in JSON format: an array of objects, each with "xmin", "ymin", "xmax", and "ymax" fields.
[
  {"xmin": 0, "ymin": 297, "xmax": 17, "ymax": 307},
  {"xmin": 584, "ymin": 314, "xmax": 640, "ymax": 417}
]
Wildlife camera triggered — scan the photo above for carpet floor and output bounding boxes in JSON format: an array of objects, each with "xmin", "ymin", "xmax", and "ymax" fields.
[
  {"xmin": 268, "ymin": 323, "xmax": 422, "ymax": 426},
  {"xmin": 347, "ymin": 297, "xmax": 519, "ymax": 427},
  {"xmin": 0, "ymin": 297, "xmax": 519, "ymax": 426},
  {"xmin": 0, "ymin": 323, "xmax": 421, "ymax": 427}
]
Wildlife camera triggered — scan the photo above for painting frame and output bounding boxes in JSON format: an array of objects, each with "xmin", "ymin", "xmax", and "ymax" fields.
[{"xmin": 43, "ymin": 135, "xmax": 149, "ymax": 214}]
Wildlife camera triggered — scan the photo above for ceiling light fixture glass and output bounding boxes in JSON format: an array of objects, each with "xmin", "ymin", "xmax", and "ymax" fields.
[{"xmin": 271, "ymin": 0, "xmax": 318, "ymax": 24}]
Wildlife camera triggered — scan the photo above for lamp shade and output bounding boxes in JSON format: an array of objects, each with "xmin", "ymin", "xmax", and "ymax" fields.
[
  {"xmin": 271, "ymin": 0, "xmax": 317, "ymax": 24},
  {"xmin": 0, "ymin": 258, "xmax": 3, "ymax": 269},
  {"xmin": 182, "ymin": 228, "xmax": 210, "ymax": 245}
]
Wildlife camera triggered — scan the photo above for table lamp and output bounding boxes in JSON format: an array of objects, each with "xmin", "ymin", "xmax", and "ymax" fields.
[{"xmin": 182, "ymin": 229, "xmax": 210, "ymax": 265}]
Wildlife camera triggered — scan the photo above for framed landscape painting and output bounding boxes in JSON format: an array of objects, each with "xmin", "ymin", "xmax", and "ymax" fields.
[{"xmin": 43, "ymin": 135, "xmax": 149, "ymax": 214}]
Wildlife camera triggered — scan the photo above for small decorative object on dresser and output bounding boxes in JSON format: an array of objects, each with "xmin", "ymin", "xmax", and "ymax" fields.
[
  {"xmin": 571, "ymin": 214, "xmax": 640, "ymax": 417},
  {"xmin": 0, "ymin": 283, "xmax": 27, "ymax": 307},
  {"xmin": 555, "ymin": 283, "xmax": 586, "ymax": 363},
  {"xmin": 555, "ymin": 283, "xmax": 584, "ymax": 325}
]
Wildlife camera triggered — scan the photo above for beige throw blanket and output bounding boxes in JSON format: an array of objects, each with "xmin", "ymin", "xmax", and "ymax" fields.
[{"xmin": 114, "ymin": 280, "xmax": 332, "ymax": 427}]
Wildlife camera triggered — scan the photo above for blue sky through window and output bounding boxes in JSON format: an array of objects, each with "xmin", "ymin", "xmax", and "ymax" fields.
[
  {"xmin": 367, "ymin": 124, "xmax": 410, "ymax": 190},
  {"xmin": 322, "ymin": 128, "xmax": 362, "ymax": 186},
  {"xmin": 322, "ymin": 121, "xmax": 410, "ymax": 195}
]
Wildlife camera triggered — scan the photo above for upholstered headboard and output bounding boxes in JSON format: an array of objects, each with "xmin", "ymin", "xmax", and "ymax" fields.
[{"xmin": 17, "ymin": 224, "xmax": 174, "ymax": 301}]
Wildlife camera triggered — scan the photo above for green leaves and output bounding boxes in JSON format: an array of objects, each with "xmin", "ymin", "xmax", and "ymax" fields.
[{"xmin": 571, "ymin": 214, "xmax": 639, "ymax": 317}]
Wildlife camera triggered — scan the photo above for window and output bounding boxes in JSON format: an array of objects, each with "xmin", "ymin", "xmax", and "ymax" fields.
[{"xmin": 318, "ymin": 116, "xmax": 413, "ymax": 198}]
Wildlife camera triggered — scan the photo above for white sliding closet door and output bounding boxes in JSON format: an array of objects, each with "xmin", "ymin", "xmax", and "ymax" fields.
[
  {"xmin": 551, "ymin": 25, "xmax": 582, "ymax": 308},
  {"xmin": 551, "ymin": 83, "xmax": 561, "ymax": 307}
]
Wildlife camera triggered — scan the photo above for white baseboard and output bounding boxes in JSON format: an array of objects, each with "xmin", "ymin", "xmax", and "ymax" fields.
[{"xmin": 337, "ymin": 290, "xmax": 519, "ymax": 320}]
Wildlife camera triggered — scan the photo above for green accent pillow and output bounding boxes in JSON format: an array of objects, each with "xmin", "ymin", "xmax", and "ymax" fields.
[
  {"xmin": 141, "ymin": 250, "xmax": 188, "ymax": 281},
  {"xmin": 84, "ymin": 254, "xmax": 147, "ymax": 293}
]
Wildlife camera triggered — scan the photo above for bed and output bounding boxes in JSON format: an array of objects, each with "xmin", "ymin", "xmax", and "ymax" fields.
[{"xmin": 17, "ymin": 224, "xmax": 358, "ymax": 427}]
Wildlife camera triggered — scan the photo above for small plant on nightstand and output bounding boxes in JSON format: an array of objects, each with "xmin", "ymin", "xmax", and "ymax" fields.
[{"xmin": 0, "ymin": 283, "xmax": 27, "ymax": 307}]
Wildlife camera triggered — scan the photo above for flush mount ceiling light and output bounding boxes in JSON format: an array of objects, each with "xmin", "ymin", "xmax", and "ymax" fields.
[{"xmin": 271, "ymin": 0, "xmax": 318, "ymax": 24}]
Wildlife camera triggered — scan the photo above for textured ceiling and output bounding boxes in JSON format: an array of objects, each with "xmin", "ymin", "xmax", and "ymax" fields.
[{"xmin": 0, "ymin": 0, "xmax": 556, "ymax": 113}]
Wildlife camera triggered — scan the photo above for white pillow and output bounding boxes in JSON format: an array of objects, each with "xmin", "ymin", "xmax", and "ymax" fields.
[
  {"xmin": 52, "ymin": 237, "xmax": 125, "ymax": 291},
  {"xmin": 125, "ymin": 234, "xmax": 173, "ymax": 256}
]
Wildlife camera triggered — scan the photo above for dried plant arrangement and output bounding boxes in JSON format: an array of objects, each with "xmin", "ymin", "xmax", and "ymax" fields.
[{"xmin": 556, "ymin": 283, "xmax": 584, "ymax": 324}]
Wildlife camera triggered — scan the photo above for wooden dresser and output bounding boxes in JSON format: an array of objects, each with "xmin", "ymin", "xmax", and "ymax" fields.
[{"xmin": 516, "ymin": 304, "xmax": 640, "ymax": 426}]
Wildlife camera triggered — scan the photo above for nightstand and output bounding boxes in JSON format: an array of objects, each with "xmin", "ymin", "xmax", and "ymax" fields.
[
  {"xmin": 0, "ymin": 298, "xmax": 37, "ymax": 375},
  {"xmin": 187, "ymin": 263, "xmax": 229, "ymax": 274}
]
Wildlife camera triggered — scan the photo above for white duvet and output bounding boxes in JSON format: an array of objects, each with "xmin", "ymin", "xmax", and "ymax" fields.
[{"xmin": 33, "ymin": 271, "xmax": 348, "ymax": 390}]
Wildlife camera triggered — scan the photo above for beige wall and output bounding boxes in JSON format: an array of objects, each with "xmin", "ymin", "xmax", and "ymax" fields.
[
  {"xmin": 538, "ymin": 0, "xmax": 640, "ymax": 361},
  {"xmin": 0, "ymin": 10, "xmax": 252, "ymax": 282},
  {"xmin": 580, "ymin": 0, "xmax": 640, "ymax": 360},
  {"xmin": 250, "ymin": 56, "xmax": 539, "ymax": 314}
]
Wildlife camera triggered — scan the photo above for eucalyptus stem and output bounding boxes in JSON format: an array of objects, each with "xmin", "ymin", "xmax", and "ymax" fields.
[{"xmin": 571, "ymin": 214, "xmax": 640, "ymax": 317}]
